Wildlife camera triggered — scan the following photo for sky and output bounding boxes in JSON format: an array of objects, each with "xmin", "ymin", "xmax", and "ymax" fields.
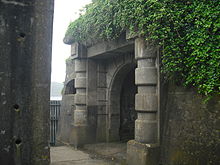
[{"xmin": 51, "ymin": 0, "xmax": 91, "ymax": 83}]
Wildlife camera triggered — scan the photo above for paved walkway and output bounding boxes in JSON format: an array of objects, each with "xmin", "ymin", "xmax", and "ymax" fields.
[{"xmin": 50, "ymin": 143, "xmax": 127, "ymax": 165}]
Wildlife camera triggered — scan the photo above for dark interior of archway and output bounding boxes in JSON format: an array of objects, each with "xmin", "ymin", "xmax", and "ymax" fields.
[
  {"xmin": 64, "ymin": 79, "xmax": 76, "ymax": 95},
  {"xmin": 119, "ymin": 69, "xmax": 137, "ymax": 141}
]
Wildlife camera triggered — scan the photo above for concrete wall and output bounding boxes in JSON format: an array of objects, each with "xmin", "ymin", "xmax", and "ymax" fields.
[
  {"xmin": 57, "ymin": 94, "xmax": 75, "ymax": 143},
  {"xmin": 57, "ymin": 58, "xmax": 75, "ymax": 144},
  {"xmin": 0, "ymin": 0, "xmax": 54, "ymax": 164},
  {"xmin": 160, "ymin": 82, "xmax": 220, "ymax": 165}
]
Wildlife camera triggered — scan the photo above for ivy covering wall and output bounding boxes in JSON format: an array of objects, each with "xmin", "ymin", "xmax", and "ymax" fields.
[{"xmin": 65, "ymin": 0, "xmax": 220, "ymax": 96}]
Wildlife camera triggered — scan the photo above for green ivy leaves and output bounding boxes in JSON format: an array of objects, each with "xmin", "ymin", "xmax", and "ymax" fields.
[{"xmin": 65, "ymin": 0, "xmax": 220, "ymax": 96}]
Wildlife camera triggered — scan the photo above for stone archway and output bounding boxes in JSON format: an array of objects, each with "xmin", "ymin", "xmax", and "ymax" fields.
[{"xmin": 107, "ymin": 59, "xmax": 137, "ymax": 142}]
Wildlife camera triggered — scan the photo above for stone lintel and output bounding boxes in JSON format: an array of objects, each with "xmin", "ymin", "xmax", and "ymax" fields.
[{"xmin": 87, "ymin": 38, "xmax": 134, "ymax": 58}]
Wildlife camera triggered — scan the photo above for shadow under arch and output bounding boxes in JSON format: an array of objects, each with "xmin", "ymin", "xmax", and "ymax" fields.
[{"xmin": 107, "ymin": 60, "xmax": 137, "ymax": 142}]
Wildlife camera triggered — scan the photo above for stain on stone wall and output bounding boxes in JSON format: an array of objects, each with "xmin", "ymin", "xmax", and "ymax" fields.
[
  {"xmin": 160, "ymin": 82, "xmax": 220, "ymax": 165},
  {"xmin": 0, "ymin": 0, "xmax": 54, "ymax": 164}
]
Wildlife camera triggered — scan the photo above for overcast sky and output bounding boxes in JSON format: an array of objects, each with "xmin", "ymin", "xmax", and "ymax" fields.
[{"xmin": 51, "ymin": 0, "xmax": 91, "ymax": 83}]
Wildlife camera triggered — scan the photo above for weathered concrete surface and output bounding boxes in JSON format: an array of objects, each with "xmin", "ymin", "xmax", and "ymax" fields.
[
  {"xmin": 57, "ymin": 94, "xmax": 74, "ymax": 143},
  {"xmin": 0, "ymin": 0, "xmax": 54, "ymax": 164},
  {"xmin": 160, "ymin": 83, "xmax": 220, "ymax": 165},
  {"xmin": 57, "ymin": 58, "xmax": 75, "ymax": 144},
  {"xmin": 127, "ymin": 140, "xmax": 159, "ymax": 165}
]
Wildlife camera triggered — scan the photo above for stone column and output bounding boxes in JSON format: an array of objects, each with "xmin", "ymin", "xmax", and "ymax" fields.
[
  {"xmin": 96, "ymin": 62, "xmax": 107, "ymax": 142},
  {"xmin": 135, "ymin": 38, "xmax": 158, "ymax": 143},
  {"xmin": 69, "ymin": 58, "xmax": 89, "ymax": 147},
  {"xmin": 74, "ymin": 59, "xmax": 87, "ymax": 126},
  {"xmin": 127, "ymin": 38, "xmax": 160, "ymax": 165},
  {"xmin": 69, "ymin": 43, "xmax": 96, "ymax": 147}
]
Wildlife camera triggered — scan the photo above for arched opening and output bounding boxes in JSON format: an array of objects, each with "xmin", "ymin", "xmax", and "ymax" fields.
[
  {"xmin": 119, "ymin": 70, "xmax": 137, "ymax": 141},
  {"xmin": 108, "ymin": 62, "xmax": 137, "ymax": 142},
  {"xmin": 64, "ymin": 79, "xmax": 76, "ymax": 95}
]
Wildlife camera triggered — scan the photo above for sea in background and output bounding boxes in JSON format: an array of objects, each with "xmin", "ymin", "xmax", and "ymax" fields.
[{"xmin": 50, "ymin": 82, "xmax": 63, "ymax": 101}]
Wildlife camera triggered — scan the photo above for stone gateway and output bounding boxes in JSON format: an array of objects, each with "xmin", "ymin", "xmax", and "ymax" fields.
[{"xmin": 58, "ymin": 32, "xmax": 220, "ymax": 165}]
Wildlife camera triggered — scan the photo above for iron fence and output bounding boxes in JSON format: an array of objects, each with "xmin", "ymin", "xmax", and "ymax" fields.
[{"xmin": 50, "ymin": 100, "xmax": 61, "ymax": 145}]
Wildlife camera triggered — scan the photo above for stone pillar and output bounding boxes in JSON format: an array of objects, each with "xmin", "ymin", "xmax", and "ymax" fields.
[
  {"xmin": 69, "ymin": 43, "xmax": 95, "ymax": 147},
  {"xmin": 74, "ymin": 59, "xmax": 87, "ymax": 126},
  {"xmin": 96, "ymin": 62, "xmax": 107, "ymax": 142},
  {"xmin": 135, "ymin": 39, "xmax": 158, "ymax": 143},
  {"xmin": 127, "ymin": 38, "xmax": 160, "ymax": 165}
]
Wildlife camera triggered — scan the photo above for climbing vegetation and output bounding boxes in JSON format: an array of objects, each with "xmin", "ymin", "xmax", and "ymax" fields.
[{"xmin": 65, "ymin": 0, "xmax": 220, "ymax": 96}]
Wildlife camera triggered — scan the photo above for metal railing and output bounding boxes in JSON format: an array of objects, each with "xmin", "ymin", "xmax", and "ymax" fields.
[{"xmin": 50, "ymin": 100, "xmax": 61, "ymax": 145}]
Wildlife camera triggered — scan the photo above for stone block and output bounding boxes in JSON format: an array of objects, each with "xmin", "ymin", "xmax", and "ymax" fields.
[
  {"xmin": 127, "ymin": 140, "xmax": 160, "ymax": 165},
  {"xmin": 75, "ymin": 77, "xmax": 86, "ymax": 88},
  {"xmin": 135, "ymin": 119, "xmax": 158, "ymax": 143},
  {"xmin": 135, "ymin": 38, "xmax": 157, "ymax": 60},
  {"xmin": 135, "ymin": 67, "xmax": 157, "ymax": 85},
  {"xmin": 74, "ymin": 94, "xmax": 86, "ymax": 105},
  {"xmin": 75, "ymin": 72, "xmax": 86, "ymax": 78},
  {"xmin": 135, "ymin": 94, "xmax": 158, "ymax": 112},
  {"xmin": 76, "ymin": 88, "xmax": 86, "ymax": 94},
  {"xmin": 110, "ymin": 115, "xmax": 120, "ymax": 128},
  {"xmin": 97, "ymin": 63, "xmax": 106, "ymax": 73},
  {"xmin": 96, "ymin": 115, "xmax": 107, "ymax": 142},
  {"xmin": 69, "ymin": 125, "xmax": 96, "ymax": 148},
  {"xmin": 97, "ymin": 105, "xmax": 107, "ymax": 114},
  {"xmin": 138, "ymin": 86, "xmax": 156, "ymax": 93},
  {"xmin": 75, "ymin": 59, "xmax": 86, "ymax": 72},
  {"xmin": 108, "ymin": 128, "xmax": 120, "ymax": 142},
  {"xmin": 75, "ymin": 105, "xmax": 86, "ymax": 111},
  {"xmin": 138, "ymin": 58, "xmax": 156, "ymax": 68},
  {"xmin": 97, "ymin": 72, "xmax": 107, "ymax": 88},
  {"xmin": 109, "ymin": 103, "xmax": 120, "ymax": 114},
  {"xmin": 73, "ymin": 110, "xmax": 87, "ymax": 126},
  {"xmin": 97, "ymin": 88, "xmax": 106, "ymax": 101},
  {"xmin": 71, "ymin": 43, "xmax": 77, "ymax": 56},
  {"xmin": 71, "ymin": 42, "xmax": 87, "ymax": 59}
]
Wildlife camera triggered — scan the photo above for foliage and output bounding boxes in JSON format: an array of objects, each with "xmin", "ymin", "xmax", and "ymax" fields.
[{"xmin": 65, "ymin": 0, "xmax": 220, "ymax": 96}]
